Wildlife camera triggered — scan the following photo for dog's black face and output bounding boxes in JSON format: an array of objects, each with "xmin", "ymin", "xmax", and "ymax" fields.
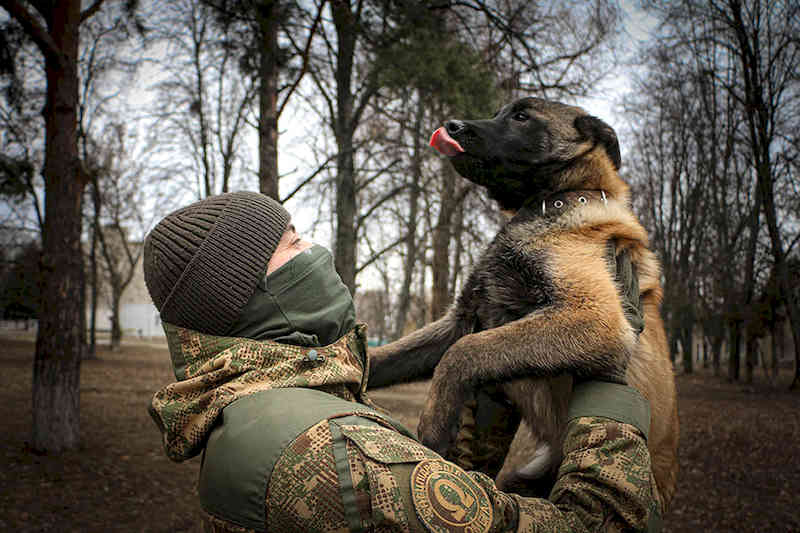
[{"xmin": 430, "ymin": 97, "xmax": 621, "ymax": 211}]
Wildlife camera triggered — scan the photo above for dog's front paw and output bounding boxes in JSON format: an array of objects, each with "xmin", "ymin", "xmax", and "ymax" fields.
[{"xmin": 418, "ymin": 377, "xmax": 471, "ymax": 458}]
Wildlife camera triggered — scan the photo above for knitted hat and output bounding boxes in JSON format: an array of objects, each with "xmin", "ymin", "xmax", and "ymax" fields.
[{"xmin": 143, "ymin": 191, "xmax": 290, "ymax": 335}]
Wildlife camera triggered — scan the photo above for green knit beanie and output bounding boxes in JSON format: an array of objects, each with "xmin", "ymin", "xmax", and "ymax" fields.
[{"xmin": 143, "ymin": 191, "xmax": 290, "ymax": 335}]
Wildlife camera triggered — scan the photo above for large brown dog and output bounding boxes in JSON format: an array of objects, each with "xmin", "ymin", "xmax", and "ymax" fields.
[{"xmin": 368, "ymin": 97, "xmax": 678, "ymax": 511}]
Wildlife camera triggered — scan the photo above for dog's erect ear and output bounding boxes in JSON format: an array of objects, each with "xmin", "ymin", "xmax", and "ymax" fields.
[{"xmin": 574, "ymin": 115, "xmax": 621, "ymax": 170}]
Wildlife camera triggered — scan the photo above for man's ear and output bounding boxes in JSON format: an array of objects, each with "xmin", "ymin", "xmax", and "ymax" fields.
[{"xmin": 574, "ymin": 115, "xmax": 621, "ymax": 170}]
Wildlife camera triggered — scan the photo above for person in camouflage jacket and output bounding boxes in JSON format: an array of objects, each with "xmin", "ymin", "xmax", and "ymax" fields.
[{"xmin": 144, "ymin": 192, "xmax": 661, "ymax": 533}]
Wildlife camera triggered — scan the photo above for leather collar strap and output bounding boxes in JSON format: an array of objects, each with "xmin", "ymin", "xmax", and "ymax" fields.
[{"xmin": 540, "ymin": 189, "xmax": 607, "ymax": 215}]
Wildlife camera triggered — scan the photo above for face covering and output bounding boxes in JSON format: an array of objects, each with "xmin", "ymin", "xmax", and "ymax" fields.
[{"xmin": 227, "ymin": 244, "xmax": 356, "ymax": 347}]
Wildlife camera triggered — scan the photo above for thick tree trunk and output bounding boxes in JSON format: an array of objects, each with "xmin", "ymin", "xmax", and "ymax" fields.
[
  {"xmin": 331, "ymin": 2, "xmax": 357, "ymax": 295},
  {"xmin": 431, "ymin": 161, "xmax": 457, "ymax": 320},
  {"xmin": 258, "ymin": 0, "xmax": 279, "ymax": 200},
  {"xmin": 32, "ymin": 0, "xmax": 85, "ymax": 452}
]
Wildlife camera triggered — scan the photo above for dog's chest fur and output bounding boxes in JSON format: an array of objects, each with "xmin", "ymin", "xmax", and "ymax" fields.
[{"xmin": 467, "ymin": 212, "xmax": 566, "ymax": 333}]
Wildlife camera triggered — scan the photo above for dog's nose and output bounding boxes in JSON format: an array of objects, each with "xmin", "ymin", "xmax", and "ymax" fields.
[{"xmin": 445, "ymin": 120, "xmax": 466, "ymax": 136}]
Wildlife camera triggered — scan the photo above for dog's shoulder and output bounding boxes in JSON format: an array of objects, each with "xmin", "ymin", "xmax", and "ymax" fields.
[{"xmin": 569, "ymin": 199, "xmax": 649, "ymax": 246}]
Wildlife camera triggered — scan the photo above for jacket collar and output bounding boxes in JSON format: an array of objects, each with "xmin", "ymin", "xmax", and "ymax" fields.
[{"xmin": 150, "ymin": 323, "xmax": 371, "ymax": 461}]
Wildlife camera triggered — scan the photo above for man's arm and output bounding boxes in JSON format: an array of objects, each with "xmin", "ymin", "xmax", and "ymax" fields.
[{"xmin": 466, "ymin": 382, "xmax": 660, "ymax": 532}]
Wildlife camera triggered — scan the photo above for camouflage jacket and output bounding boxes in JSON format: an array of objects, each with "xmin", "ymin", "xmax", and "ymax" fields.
[{"xmin": 150, "ymin": 324, "xmax": 660, "ymax": 533}]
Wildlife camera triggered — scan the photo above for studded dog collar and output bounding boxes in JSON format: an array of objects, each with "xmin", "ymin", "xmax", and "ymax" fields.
[
  {"xmin": 539, "ymin": 189, "xmax": 607, "ymax": 215},
  {"xmin": 513, "ymin": 189, "xmax": 609, "ymax": 224}
]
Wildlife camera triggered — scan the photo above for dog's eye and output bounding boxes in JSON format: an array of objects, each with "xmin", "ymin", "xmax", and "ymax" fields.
[{"xmin": 512, "ymin": 111, "xmax": 529, "ymax": 122}]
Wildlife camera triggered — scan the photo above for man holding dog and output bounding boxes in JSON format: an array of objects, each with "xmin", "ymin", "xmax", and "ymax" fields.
[{"xmin": 145, "ymin": 191, "xmax": 660, "ymax": 532}]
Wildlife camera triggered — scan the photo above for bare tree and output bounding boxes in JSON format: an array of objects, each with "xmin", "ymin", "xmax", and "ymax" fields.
[
  {"xmin": 204, "ymin": 0, "xmax": 324, "ymax": 199},
  {"xmin": 86, "ymin": 124, "xmax": 148, "ymax": 351},
  {"xmin": 0, "ymin": 0, "xmax": 137, "ymax": 452},
  {"xmin": 640, "ymin": 0, "xmax": 800, "ymax": 386},
  {"xmin": 149, "ymin": 0, "xmax": 256, "ymax": 198},
  {"xmin": 74, "ymin": 2, "xmax": 145, "ymax": 358}
]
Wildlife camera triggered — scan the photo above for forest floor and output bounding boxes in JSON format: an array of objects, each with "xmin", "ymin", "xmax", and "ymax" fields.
[{"xmin": 1, "ymin": 335, "xmax": 798, "ymax": 532}]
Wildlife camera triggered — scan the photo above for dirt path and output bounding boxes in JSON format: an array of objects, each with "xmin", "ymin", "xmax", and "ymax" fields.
[{"xmin": 1, "ymin": 338, "xmax": 798, "ymax": 532}]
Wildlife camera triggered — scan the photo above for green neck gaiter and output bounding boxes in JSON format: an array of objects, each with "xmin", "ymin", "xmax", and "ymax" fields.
[{"xmin": 227, "ymin": 244, "xmax": 356, "ymax": 347}]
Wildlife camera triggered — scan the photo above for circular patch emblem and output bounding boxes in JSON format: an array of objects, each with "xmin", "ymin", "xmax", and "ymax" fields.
[{"xmin": 410, "ymin": 459, "xmax": 492, "ymax": 533}]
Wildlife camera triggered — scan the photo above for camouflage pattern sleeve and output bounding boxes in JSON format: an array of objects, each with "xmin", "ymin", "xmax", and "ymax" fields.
[{"xmin": 463, "ymin": 416, "xmax": 659, "ymax": 533}]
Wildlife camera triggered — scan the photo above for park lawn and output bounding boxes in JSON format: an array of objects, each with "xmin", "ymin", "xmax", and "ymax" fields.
[{"xmin": 1, "ymin": 335, "xmax": 798, "ymax": 532}]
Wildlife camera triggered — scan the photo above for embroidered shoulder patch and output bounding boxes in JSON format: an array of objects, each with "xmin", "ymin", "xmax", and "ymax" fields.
[{"xmin": 410, "ymin": 459, "xmax": 492, "ymax": 533}]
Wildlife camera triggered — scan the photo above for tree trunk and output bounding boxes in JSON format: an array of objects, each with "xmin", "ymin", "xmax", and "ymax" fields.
[
  {"xmin": 331, "ymin": 1, "xmax": 358, "ymax": 295},
  {"xmin": 745, "ymin": 335, "xmax": 757, "ymax": 384},
  {"xmin": 393, "ymin": 95, "xmax": 423, "ymax": 339},
  {"xmin": 416, "ymin": 253, "xmax": 428, "ymax": 329},
  {"xmin": 88, "ymin": 222, "xmax": 97, "ymax": 359},
  {"xmin": 728, "ymin": 320, "xmax": 741, "ymax": 382},
  {"xmin": 257, "ymin": 0, "xmax": 279, "ymax": 200},
  {"xmin": 431, "ymin": 161, "xmax": 457, "ymax": 320},
  {"xmin": 772, "ymin": 319, "xmax": 782, "ymax": 381},
  {"xmin": 681, "ymin": 311, "xmax": 694, "ymax": 374},
  {"xmin": 88, "ymin": 186, "xmax": 100, "ymax": 360},
  {"xmin": 449, "ymin": 191, "xmax": 466, "ymax": 297},
  {"xmin": 110, "ymin": 285, "xmax": 122, "ymax": 351},
  {"xmin": 32, "ymin": 0, "xmax": 85, "ymax": 452},
  {"xmin": 712, "ymin": 333, "xmax": 722, "ymax": 377},
  {"xmin": 782, "ymin": 295, "xmax": 800, "ymax": 391},
  {"xmin": 728, "ymin": 0, "xmax": 799, "ymax": 389}
]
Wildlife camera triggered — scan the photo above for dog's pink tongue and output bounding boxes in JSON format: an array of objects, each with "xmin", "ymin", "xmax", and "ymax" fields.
[{"xmin": 429, "ymin": 127, "xmax": 464, "ymax": 157}]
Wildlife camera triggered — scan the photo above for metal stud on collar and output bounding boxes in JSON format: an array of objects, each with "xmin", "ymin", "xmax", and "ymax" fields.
[{"xmin": 541, "ymin": 190, "xmax": 608, "ymax": 215}]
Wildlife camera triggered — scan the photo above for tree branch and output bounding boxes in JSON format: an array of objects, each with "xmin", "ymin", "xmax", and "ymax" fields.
[
  {"xmin": 279, "ymin": 151, "xmax": 337, "ymax": 203},
  {"xmin": 278, "ymin": 0, "xmax": 325, "ymax": 118},
  {"xmin": 80, "ymin": 0, "xmax": 105, "ymax": 23},
  {"xmin": 357, "ymin": 183, "xmax": 407, "ymax": 230},
  {"xmin": 356, "ymin": 234, "xmax": 408, "ymax": 275},
  {"xmin": 0, "ymin": 0, "xmax": 62, "ymax": 66}
]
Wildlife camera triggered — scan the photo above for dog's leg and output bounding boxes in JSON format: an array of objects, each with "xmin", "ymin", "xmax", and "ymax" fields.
[
  {"xmin": 494, "ymin": 375, "xmax": 572, "ymax": 496},
  {"xmin": 367, "ymin": 273, "xmax": 481, "ymax": 388},
  {"xmin": 416, "ymin": 246, "xmax": 636, "ymax": 454},
  {"xmin": 367, "ymin": 311, "xmax": 463, "ymax": 388}
]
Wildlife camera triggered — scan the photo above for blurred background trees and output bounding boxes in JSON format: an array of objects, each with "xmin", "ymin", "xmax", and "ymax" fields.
[
  {"xmin": 0, "ymin": 0, "xmax": 798, "ymax": 452},
  {"xmin": 628, "ymin": 0, "xmax": 800, "ymax": 387}
]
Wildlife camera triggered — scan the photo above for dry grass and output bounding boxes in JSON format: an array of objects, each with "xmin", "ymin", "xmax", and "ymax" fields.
[{"xmin": 0, "ymin": 335, "xmax": 798, "ymax": 532}]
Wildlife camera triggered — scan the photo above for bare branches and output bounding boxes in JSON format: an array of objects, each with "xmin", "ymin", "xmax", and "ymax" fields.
[
  {"xmin": 80, "ymin": 0, "xmax": 106, "ymax": 23},
  {"xmin": 0, "ymin": 0, "xmax": 62, "ymax": 66},
  {"xmin": 278, "ymin": 0, "xmax": 326, "ymax": 118}
]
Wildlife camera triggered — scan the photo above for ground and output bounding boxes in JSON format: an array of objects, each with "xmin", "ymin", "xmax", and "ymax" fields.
[{"xmin": 1, "ymin": 336, "xmax": 799, "ymax": 532}]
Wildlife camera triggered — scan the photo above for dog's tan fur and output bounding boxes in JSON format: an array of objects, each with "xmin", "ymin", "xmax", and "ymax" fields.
[
  {"xmin": 368, "ymin": 99, "xmax": 678, "ymax": 510},
  {"xmin": 492, "ymin": 150, "xmax": 678, "ymax": 506}
]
